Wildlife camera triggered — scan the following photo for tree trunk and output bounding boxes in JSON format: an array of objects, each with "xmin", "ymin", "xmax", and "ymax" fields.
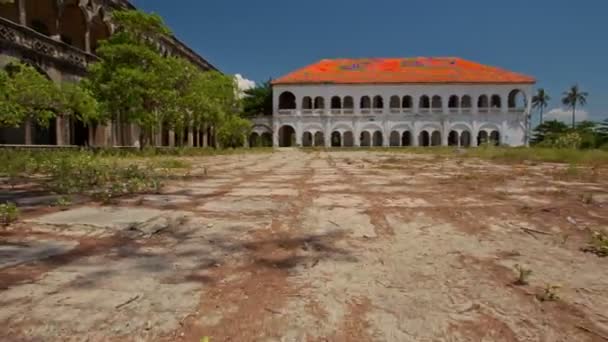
[{"xmin": 572, "ymin": 104, "xmax": 576, "ymax": 129}]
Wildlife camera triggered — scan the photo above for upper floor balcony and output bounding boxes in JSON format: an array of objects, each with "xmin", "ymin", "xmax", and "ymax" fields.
[{"xmin": 275, "ymin": 92, "xmax": 528, "ymax": 117}]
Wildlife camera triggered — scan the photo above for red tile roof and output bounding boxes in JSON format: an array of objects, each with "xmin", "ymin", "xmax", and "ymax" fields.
[{"xmin": 272, "ymin": 57, "xmax": 535, "ymax": 85}]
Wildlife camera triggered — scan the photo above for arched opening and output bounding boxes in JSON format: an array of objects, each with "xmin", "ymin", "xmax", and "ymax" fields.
[
  {"xmin": 343, "ymin": 132, "xmax": 354, "ymax": 147},
  {"xmin": 278, "ymin": 125, "xmax": 295, "ymax": 147},
  {"xmin": 302, "ymin": 96, "xmax": 312, "ymax": 111},
  {"xmin": 461, "ymin": 95, "xmax": 472, "ymax": 110},
  {"xmin": 33, "ymin": 118, "xmax": 57, "ymax": 145},
  {"xmin": 478, "ymin": 95, "xmax": 489, "ymax": 110},
  {"xmin": 360, "ymin": 131, "xmax": 371, "ymax": 147},
  {"xmin": 25, "ymin": 0, "xmax": 59, "ymax": 36},
  {"xmin": 302, "ymin": 132, "xmax": 313, "ymax": 147},
  {"xmin": 372, "ymin": 131, "xmax": 383, "ymax": 147},
  {"xmin": 448, "ymin": 131, "xmax": 459, "ymax": 146},
  {"xmin": 59, "ymin": 2, "xmax": 87, "ymax": 50},
  {"xmin": 261, "ymin": 132, "xmax": 273, "ymax": 147},
  {"xmin": 278, "ymin": 91, "xmax": 296, "ymax": 110},
  {"xmin": 331, "ymin": 131, "xmax": 341, "ymax": 147},
  {"xmin": 402, "ymin": 96, "xmax": 413, "ymax": 110},
  {"xmin": 0, "ymin": 1, "xmax": 19, "ymax": 23},
  {"xmin": 460, "ymin": 131, "xmax": 471, "ymax": 147},
  {"xmin": 314, "ymin": 131, "xmax": 324, "ymax": 147},
  {"xmin": 331, "ymin": 96, "xmax": 342, "ymax": 110},
  {"xmin": 431, "ymin": 95, "xmax": 443, "ymax": 110},
  {"xmin": 448, "ymin": 95, "xmax": 459, "ymax": 109},
  {"xmin": 373, "ymin": 96, "xmax": 384, "ymax": 111},
  {"xmin": 314, "ymin": 97, "xmax": 325, "ymax": 110},
  {"xmin": 389, "ymin": 131, "xmax": 400, "ymax": 147},
  {"xmin": 402, "ymin": 131, "xmax": 411, "ymax": 146},
  {"xmin": 508, "ymin": 89, "xmax": 526, "ymax": 110},
  {"xmin": 431, "ymin": 131, "xmax": 442, "ymax": 146},
  {"xmin": 249, "ymin": 132, "xmax": 260, "ymax": 147},
  {"xmin": 419, "ymin": 96, "xmax": 430, "ymax": 110},
  {"xmin": 360, "ymin": 96, "xmax": 371, "ymax": 111},
  {"xmin": 70, "ymin": 116, "xmax": 89, "ymax": 146},
  {"xmin": 477, "ymin": 130, "xmax": 489, "ymax": 146},
  {"xmin": 490, "ymin": 130, "xmax": 500, "ymax": 146},
  {"xmin": 343, "ymin": 96, "xmax": 354, "ymax": 114},
  {"xmin": 419, "ymin": 131, "xmax": 430, "ymax": 147},
  {"xmin": 389, "ymin": 96, "xmax": 400, "ymax": 112},
  {"xmin": 90, "ymin": 12, "xmax": 111, "ymax": 53},
  {"xmin": 491, "ymin": 95, "xmax": 502, "ymax": 109}
]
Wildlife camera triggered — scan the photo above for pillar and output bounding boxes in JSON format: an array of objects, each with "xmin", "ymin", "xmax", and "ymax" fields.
[
  {"xmin": 55, "ymin": 115, "xmax": 64, "ymax": 145},
  {"xmin": 18, "ymin": 0, "xmax": 26, "ymax": 26},
  {"xmin": 169, "ymin": 130, "xmax": 175, "ymax": 147},
  {"xmin": 24, "ymin": 119, "xmax": 32, "ymax": 145},
  {"xmin": 85, "ymin": 24, "xmax": 91, "ymax": 53},
  {"xmin": 202, "ymin": 126, "xmax": 208, "ymax": 147},
  {"xmin": 187, "ymin": 126, "xmax": 194, "ymax": 147},
  {"xmin": 273, "ymin": 130, "xmax": 279, "ymax": 147}
]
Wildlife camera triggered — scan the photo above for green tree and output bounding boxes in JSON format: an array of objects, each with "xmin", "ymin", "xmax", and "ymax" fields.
[
  {"xmin": 242, "ymin": 80, "xmax": 272, "ymax": 117},
  {"xmin": 87, "ymin": 10, "xmax": 172, "ymax": 148},
  {"xmin": 532, "ymin": 88, "xmax": 550, "ymax": 125},
  {"xmin": 562, "ymin": 85, "xmax": 588, "ymax": 129},
  {"xmin": 217, "ymin": 115, "xmax": 251, "ymax": 148},
  {"xmin": 532, "ymin": 119, "xmax": 569, "ymax": 145}
]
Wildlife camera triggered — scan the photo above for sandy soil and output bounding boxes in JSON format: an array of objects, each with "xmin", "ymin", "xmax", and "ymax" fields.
[{"xmin": 1, "ymin": 149, "xmax": 608, "ymax": 342}]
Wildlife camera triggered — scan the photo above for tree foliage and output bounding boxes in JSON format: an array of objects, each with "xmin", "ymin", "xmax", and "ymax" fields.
[
  {"xmin": 532, "ymin": 88, "xmax": 550, "ymax": 125},
  {"xmin": 0, "ymin": 63, "xmax": 96, "ymax": 129},
  {"xmin": 86, "ymin": 9, "xmax": 246, "ymax": 148},
  {"xmin": 242, "ymin": 80, "xmax": 272, "ymax": 117},
  {"xmin": 562, "ymin": 85, "xmax": 588, "ymax": 128}
]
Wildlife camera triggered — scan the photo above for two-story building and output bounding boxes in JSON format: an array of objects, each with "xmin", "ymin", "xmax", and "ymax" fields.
[{"xmin": 251, "ymin": 57, "xmax": 535, "ymax": 148}]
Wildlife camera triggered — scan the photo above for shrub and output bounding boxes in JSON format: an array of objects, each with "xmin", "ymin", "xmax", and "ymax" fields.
[
  {"xmin": 0, "ymin": 202, "xmax": 19, "ymax": 226},
  {"xmin": 581, "ymin": 230, "xmax": 608, "ymax": 257}
]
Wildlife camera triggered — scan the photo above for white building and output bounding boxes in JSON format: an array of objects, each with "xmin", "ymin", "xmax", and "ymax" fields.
[{"xmin": 250, "ymin": 57, "xmax": 535, "ymax": 148}]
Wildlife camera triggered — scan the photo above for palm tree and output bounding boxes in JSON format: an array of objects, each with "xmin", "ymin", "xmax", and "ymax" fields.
[
  {"xmin": 561, "ymin": 85, "xmax": 588, "ymax": 128},
  {"xmin": 532, "ymin": 88, "xmax": 550, "ymax": 125}
]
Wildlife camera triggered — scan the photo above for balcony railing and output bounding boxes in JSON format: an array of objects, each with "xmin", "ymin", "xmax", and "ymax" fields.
[
  {"xmin": 343, "ymin": 108, "xmax": 354, "ymax": 114},
  {"xmin": 331, "ymin": 109, "xmax": 341, "ymax": 115},
  {"xmin": 403, "ymin": 108, "xmax": 413, "ymax": 113},
  {"xmin": 302, "ymin": 109, "xmax": 313, "ymax": 115},
  {"xmin": 449, "ymin": 108, "xmax": 459, "ymax": 114},
  {"xmin": 509, "ymin": 108, "xmax": 525, "ymax": 113},
  {"xmin": 390, "ymin": 108, "xmax": 400, "ymax": 114},
  {"xmin": 361, "ymin": 109, "xmax": 371, "ymax": 114},
  {"xmin": 278, "ymin": 109, "xmax": 294, "ymax": 115},
  {"xmin": 373, "ymin": 109, "xmax": 383, "ymax": 114},
  {"xmin": 0, "ymin": 17, "xmax": 97, "ymax": 71},
  {"xmin": 478, "ymin": 108, "xmax": 489, "ymax": 113},
  {"xmin": 420, "ymin": 108, "xmax": 430, "ymax": 114}
]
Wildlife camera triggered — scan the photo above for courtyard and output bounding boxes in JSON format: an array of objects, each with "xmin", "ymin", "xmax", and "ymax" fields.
[{"xmin": 1, "ymin": 149, "xmax": 608, "ymax": 341}]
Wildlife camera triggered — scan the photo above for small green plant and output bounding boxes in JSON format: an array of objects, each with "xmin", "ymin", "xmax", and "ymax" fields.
[
  {"xmin": 513, "ymin": 264, "xmax": 532, "ymax": 285},
  {"xmin": 153, "ymin": 158, "xmax": 191, "ymax": 169},
  {"xmin": 581, "ymin": 230, "xmax": 608, "ymax": 257},
  {"xmin": 537, "ymin": 284, "xmax": 561, "ymax": 302},
  {"xmin": 0, "ymin": 202, "xmax": 19, "ymax": 226},
  {"xmin": 53, "ymin": 196, "xmax": 72, "ymax": 208}
]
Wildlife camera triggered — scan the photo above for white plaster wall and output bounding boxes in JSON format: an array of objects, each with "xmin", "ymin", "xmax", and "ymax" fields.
[{"xmin": 270, "ymin": 83, "xmax": 533, "ymax": 147}]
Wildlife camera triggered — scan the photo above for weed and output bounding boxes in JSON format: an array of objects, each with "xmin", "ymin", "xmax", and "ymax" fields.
[
  {"xmin": 537, "ymin": 284, "xmax": 561, "ymax": 302},
  {"xmin": 581, "ymin": 230, "xmax": 608, "ymax": 257},
  {"xmin": 0, "ymin": 202, "xmax": 19, "ymax": 226},
  {"xmin": 152, "ymin": 158, "xmax": 191, "ymax": 170},
  {"xmin": 513, "ymin": 264, "xmax": 532, "ymax": 285},
  {"xmin": 53, "ymin": 196, "xmax": 72, "ymax": 208}
]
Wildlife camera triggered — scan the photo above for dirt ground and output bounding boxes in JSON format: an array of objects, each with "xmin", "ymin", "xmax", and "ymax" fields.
[{"xmin": 1, "ymin": 149, "xmax": 608, "ymax": 342}]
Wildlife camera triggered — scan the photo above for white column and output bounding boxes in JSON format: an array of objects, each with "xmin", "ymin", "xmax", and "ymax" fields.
[{"xmin": 18, "ymin": 0, "xmax": 26, "ymax": 26}]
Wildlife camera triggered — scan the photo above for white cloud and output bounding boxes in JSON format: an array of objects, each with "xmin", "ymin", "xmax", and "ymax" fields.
[
  {"xmin": 544, "ymin": 107, "xmax": 589, "ymax": 123},
  {"xmin": 234, "ymin": 74, "xmax": 255, "ymax": 98}
]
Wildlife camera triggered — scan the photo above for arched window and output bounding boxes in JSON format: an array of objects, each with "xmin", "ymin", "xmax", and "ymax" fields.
[
  {"xmin": 331, "ymin": 132, "xmax": 342, "ymax": 147},
  {"xmin": 419, "ymin": 96, "xmax": 430, "ymax": 109},
  {"xmin": 508, "ymin": 89, "xmax": 526, "ymax": 110},
  {"xmin": 302, "ymin": 96, "xmax": 312, "ymax": 110},
  {"xmin": 461, "ymin": 95, "xmax": 472, "ymax": 109},
  {"xmin": 460, "ymin": 131, "xmax": 472, "ymax": 147},
  {"xmin": 431, "ymin": 96, "xmax": 442, "ymax": 110},
  {"xmin": 373, "ymin": 96, "xmax": 384, "ymax": 109},
  {"xmin": 278, "ymin": 91, "xmax": 296, "ymax": 110},
  {"xmin": 402, "ymin": 96, "xmax": 413, "ymax": 110},
  {"xmin": 490, "ymin": 130, "xmax": 500, "ymax": 145},
  {"xmin": 389, "ymin": 96, "xmax": 400, "ymax": 112},
  {"xmin": 478, "ymin": 95, "xmax": 489, "ymax": 110},
  {"xmin": 314, "ymin": 96, "xmax": 325, "ymax": 109},
  {"xmin": 372, "ymin": 131, "xmax": 383, "ymax": 146},
  {"xmin": 360, "ymin": 96, "xmax": 371, "ymax": 112},
  {"xmin": 90, "ymin": 11, "xmax": 111, "ymax": 53},
  {"xmin": 491, "ymin": 95, "xmax": 502, "ymax": 109},
  {"xmin": 59, "ymin": 3, "xmax": 87, "ymax": 51},
  {"xmin": 448, "ymin": 95, "xmax": 459, "ymax": 110},
  {"xmin": 343, "ymin": 96, "xmax": 354, "ymax": 114},
  {"xmin": 278, "ymin": 125, "xmax": 296, "ymax": 147},
  {"xmin": 331, "ymin": 96, "xmax": 342, "ymax": 109}
]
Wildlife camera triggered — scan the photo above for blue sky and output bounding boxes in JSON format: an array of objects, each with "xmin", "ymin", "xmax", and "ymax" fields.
[{"xmin": 135, "ymin": 0, "xmax": 607, "ymax": 123}]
